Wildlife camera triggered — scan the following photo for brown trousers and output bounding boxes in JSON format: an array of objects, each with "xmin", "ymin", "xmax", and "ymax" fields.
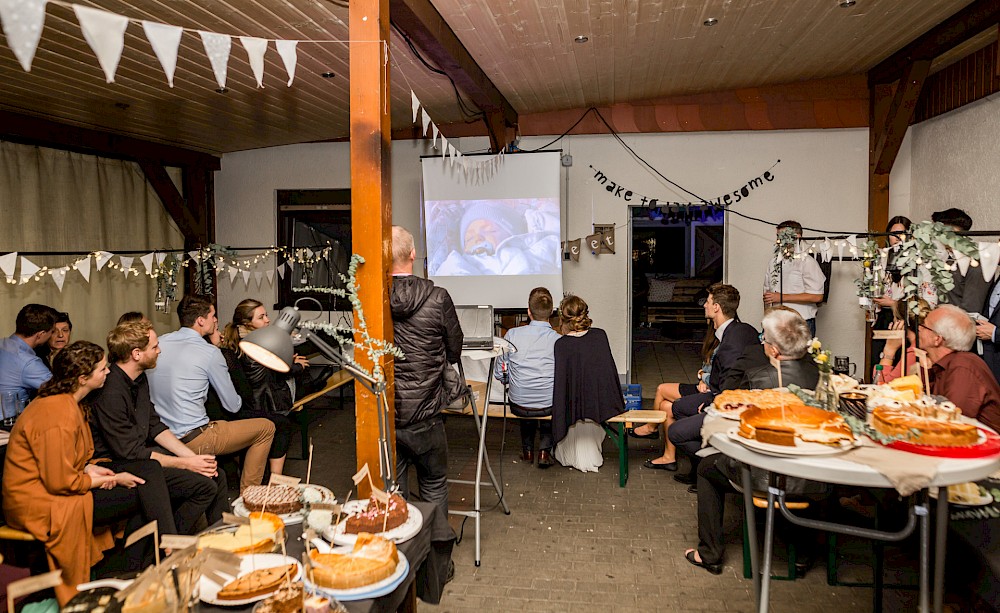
[{"xmin": 185, "ymin": 419, "xmax": 275, "ymax": 492}]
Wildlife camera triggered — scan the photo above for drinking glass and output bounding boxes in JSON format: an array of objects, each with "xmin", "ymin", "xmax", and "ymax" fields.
[{"xmin": 1, "ymin": 392, "xmax": 21, "ymax": 429}]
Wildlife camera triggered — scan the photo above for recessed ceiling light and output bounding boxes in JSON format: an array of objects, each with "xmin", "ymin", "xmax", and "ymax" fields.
[
  {"xmin": 321, "ymin": 72, "xmax": 336, "ymax": 78},
  {"xmin": 215, "ymin": 87, "xmax": 229, "ymax": 94},
  {"xmin": 574, "ymin": 35, "xmax": 589, "ymax": 44},
  {"xmin": 703, "ymin": 18, "xmax": 718, "ymax": 26},
  {"xmin": 839, "ymin": 0, "xmax": 856, "ymax": 7}
]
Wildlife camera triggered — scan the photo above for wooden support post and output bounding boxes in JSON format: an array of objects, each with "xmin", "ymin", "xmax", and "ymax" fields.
[{"xmin": 350, "ymin": 0, "xmax": 394, "ymax": 495}]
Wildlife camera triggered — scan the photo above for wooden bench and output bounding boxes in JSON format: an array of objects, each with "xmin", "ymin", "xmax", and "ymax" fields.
[{"xmin": 290, "ymin": 369, "xmax": 354, "ymax": 458}]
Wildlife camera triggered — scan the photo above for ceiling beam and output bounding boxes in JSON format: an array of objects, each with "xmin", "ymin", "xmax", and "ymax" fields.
[
  {"xmin": 873, "ymin": 59, "xmax": 932, "ymax": 174},
  {"xmin": 390, "ymin": 0, "xmax": 517, "ymax": 150},
  {"xmin": 0, "ymin": 111, "xmax": 220, "ymax": 170},
  {"xmin": 869, "ymin": 0, "xmax": 1000, "ymax": 85}
]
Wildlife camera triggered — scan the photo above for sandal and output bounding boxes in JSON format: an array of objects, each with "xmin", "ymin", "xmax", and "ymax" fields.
[{"xmin": 685, "ymin": 549, "xmax": 722, "ymax": 575}]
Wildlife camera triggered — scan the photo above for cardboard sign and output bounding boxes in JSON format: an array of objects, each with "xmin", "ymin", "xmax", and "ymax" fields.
[
  {"xmin": 269, "ymin": 473, "xmax": 302, "ymax": 487},
  {"xmin": 371, "ymin": 486, "xmax": 390, "ymax": 505},
  {"xmin": 124, "ymin": 520, "xmax": 159, "ymax": 566},
  {"xmin": 8, "ymin": 570, "xmax": 62, "ymax": 613},
  {"xmin": 310, "ymin": 503, "xmax": 342, "ymax": 513},
  {"xmin": 872, "ymin": 329, "xmax": 906, "ymax": 340},
  {"xmin": 159, "ymin": 534, "xmax": 198, "ymax": 550},
  {"xmin": 222, "ymin": 512, "xmax": 250, "ymax": 525},
  {"xmin": 352, "ymin": 464, "xmax": 370, "ymax": 485}
]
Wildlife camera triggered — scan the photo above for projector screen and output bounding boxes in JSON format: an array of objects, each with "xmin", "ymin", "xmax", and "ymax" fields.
[{"xmin": 421, "ymin": 151, "xmax": 563, "ymax": 309}]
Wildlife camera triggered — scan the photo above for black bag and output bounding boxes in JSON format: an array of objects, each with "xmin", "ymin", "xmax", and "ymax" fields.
[{"xmin": 442, "ymin": 364, "xmax": 470, "ymax": 410}]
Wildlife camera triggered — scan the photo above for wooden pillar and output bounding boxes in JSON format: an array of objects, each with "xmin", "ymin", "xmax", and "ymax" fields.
[{"xmin": 350, "ymin": 0, "xmax": 394, "ymax": 493}]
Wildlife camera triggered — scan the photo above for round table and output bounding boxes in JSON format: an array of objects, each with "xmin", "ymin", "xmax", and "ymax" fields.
[{"xmin": 710, "ymin": 429, "xmax": 1000, "ymax": 613}]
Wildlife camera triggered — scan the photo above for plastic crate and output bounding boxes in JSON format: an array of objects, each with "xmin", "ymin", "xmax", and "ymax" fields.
[{"xmin": 625, "ymin": 396, "xmax": 643, "ymax": 411}]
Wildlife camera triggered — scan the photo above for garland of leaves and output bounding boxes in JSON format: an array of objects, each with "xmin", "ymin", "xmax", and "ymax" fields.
[
  {"xmin": 854, "ymin": 238, "xmax": 883, "ymax": 304},
  {"xmin": 894, "ymin": 221, "xmax": 980, "ymax": 314},
  {"xmin": 786, "ymin": 384, "xmax": 916, "ymax": 444},
  {"xmin": 769, "ymin": 227, "xmax": 800, "ymax": 288},
  {"xmin": 294, "ymin": 254, "xmax": 403, "ymax": 382}
]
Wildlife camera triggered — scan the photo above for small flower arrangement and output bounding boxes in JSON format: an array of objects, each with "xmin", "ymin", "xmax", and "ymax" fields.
[{"xmin": 807, "ymin": 337, "xmax": 832, "ymax": 373}]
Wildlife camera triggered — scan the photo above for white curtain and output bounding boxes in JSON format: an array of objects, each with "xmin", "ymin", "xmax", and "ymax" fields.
[{"xmin": 0, "ymin": 141, "xmax": 185, "ymax": 347}]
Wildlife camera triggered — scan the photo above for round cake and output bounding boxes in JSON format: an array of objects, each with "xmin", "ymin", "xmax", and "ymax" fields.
[
  {"xmin": 738, "ymin": 405, "xmax": 854, "ymax": 447},
  {"xmin": 345, "ymin": 494, "xmax": 409, "ymax": 534},
  {"xmin": 243, "ymin": 485, "xmax": 303, "ymax": 514},
  {"xmin": 308, "ymin": 533, "xmax": 399, "ymax": 590},
  {"xmin": 871, "ymin": 406, "xmax": 979, "ymax": 447}
]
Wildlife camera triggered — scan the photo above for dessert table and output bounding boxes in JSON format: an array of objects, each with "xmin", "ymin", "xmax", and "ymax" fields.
[
  {"xmin": 196, "ymin": 500, "xmax": 450, "ymax": 613},
  {"xmin": 709, "ymin": 429, "xmax": 1000, "ymax": 613}
]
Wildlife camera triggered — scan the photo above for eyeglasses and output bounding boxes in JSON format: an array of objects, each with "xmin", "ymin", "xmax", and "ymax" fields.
[{"xmin": 919, "ymin": 323, "xmax": 939, "ymax": 337}]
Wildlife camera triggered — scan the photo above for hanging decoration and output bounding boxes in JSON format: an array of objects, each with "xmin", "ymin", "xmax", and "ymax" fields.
[
  {"xmin": 854, "ymin": 238, "xmax": 883, "ymax": 323},
  {"xmin": 894, "ymin": 222, "xmax": 981, "ymax": 314},
  {"xmin": 409, "ymin": 91, "xmax": 504, "ymax": 183},
  {"xmin": 0, "ymin": 0, "xmax": 46, "ymax": 72},
  {"xmin": 141, "ymin": 20, "xmax": 182, "ymax": 87},
  {"xmin": 73, "ymin": 4, "xmax": 128, "ymax": 83}
]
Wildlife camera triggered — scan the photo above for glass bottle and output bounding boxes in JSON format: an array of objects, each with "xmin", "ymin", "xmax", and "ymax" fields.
[
  {"xmin": 873, "ymin": 364, "xmax": 885, "ymax": 385},
  {"xmin": 814, "ymin": 369, "xmax": 837, "ymax": 411}
]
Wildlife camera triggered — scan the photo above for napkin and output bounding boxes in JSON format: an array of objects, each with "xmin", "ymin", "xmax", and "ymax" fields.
[{"xmin": 839, "ymin": 440, "xmax": 944, "ymax": 496}]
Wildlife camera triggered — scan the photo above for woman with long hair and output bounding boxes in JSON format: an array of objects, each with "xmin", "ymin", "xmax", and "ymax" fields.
[
  {"xmin": 871, "ymin": 216, "xmax": 915, "ymax": 373},
  {"xmin": 221, "ymin": 299, "xmax": 305, "ymax": 476},
  {"xmin": 551, "ymin": 295, "xmax": 626, "ymax": 472},
  {"xmin": 2, "ymin": 342, "xmax": 158, "ymax": 604}
]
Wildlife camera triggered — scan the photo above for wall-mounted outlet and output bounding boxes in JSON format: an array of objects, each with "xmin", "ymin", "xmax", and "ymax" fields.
[{"xmin": 561, "ymin": 154, "xmax": 573, "ymax": 167}]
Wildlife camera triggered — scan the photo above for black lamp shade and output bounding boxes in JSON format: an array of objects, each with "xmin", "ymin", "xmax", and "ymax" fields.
[{"xmin": 240, "ymin": 325, "xmax": 295, "ymax": 372}]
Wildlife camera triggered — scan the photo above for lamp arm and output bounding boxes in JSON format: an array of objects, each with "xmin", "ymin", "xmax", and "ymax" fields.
[{"xmin": 299, "ymin": 329, "xmax": 384, "ymax": 395}]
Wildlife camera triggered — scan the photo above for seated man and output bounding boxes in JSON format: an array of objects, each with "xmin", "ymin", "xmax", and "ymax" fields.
[
  {"xmin": 147, "ymin": 295, "xmax": 275, "ymax": 492},
  {"xmin": 493, "ymin": 287, "xmax": 560, "ymax": 468},
  {"xmin": 90, "ymin": 320, "xmax": 228, "ymax": 533},
  {"xmin": 921, "ymin": 304, "xmax": 1000, "ymax": 432},
  {"xmin": 686, "ymin": 307, "xmax": 821, "ymax": 574},
  {"xmin": 642, "ymin": 284, "xmax": 758, "ymax": 478},
  {"xmin": 0, "ymin": 304, "xmax": 57, "ymax": 403}
]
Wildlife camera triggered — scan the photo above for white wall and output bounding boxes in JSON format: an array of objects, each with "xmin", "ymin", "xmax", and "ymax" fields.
[{"xmin": 216, "ymin": 129, "xmax": 873, "ymax": 374}]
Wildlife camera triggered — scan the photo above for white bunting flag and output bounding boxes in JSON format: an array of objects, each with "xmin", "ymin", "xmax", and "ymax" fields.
[
  {"xmin": 265, "ymin": 270, "xmax": 274, "ymax": 285},
  {"xmin": 430, "ymin": 123, "xmax": 439, "ymax": 149},
  {"xmin": 74, "ymin": 5, "xmax": 129, "ymax": 83},
  {"xmin": 978, "ymin": 242, "xmax": 1000, "ymax": 282},
  {"xmin": 0, "ymin": 0, "xmax": 47, "ymax": 72},
  {"xmin": 955, "ymin": 252, "xmax": 972, "ymax": 277},
  {"xmin": 411, "ymin": 91, "xmax": 420, "ymax": 123},
  {"xmin": 228, "ymin": 267, "xmax": 239, "ymax": 283},
  {"xmin": 119, "ymin": 256, "xmax": 134, "ymax": 277},
  {"xmin": 440, "ymin": 136, "xmax": 449, "ymax": 161},
  {"xmin": 846, "ymin": 234, "xmax": 858, "ymax": 256},
  {"xmin": 142, "ymin": 21, "xmax": 183, "ymax": 87},
  {"xmin": 95, "ymin": 251, "xmax": 114, "ymax": 270},
  {"xmin": 139, "ymin": 252, "xmax": 155, "ymax": 274},
  {"xmin": 449, "ymin": 144, "xmax": 458, "ymax": 161},
  {"xmin": 19, "ymin": 256, "xmax": 38, "ymax": 284},
  {"xmin": 155, "ymin": 251, "xmax": 168, "ymax": 265},
  {"xmin": 199, "ymin": 31, "xmax": 231, "ymax": 89},
  {"xmin": 51, "ymin": 267, "xmax": 67, "ymax": 291},
  {"xmin": 241, "ymin": 270, "xmax": 251, "ymax": 286},
  {"xmin": 275, "ymin": 39, "xmax": 297, "ymax": 86},
  {"xmin": 239, "ymin": 36, "xmax": 268, "ymax": 88},
  {"xmin": 187, "ymin": 250, "xmax": 200, "ymax": 262},
  {"xmin": 277, "ymin": 263, "xmax": 286, "ymax": 279},
  {"xmin": 420, "ymin": 108, "xmax": 431, "ymax": 137},
  {"xmin": 820, "ymin": 238, "xmax": 831, "ymax": 263},
  {"xmin": 254, "ymin": 271, "xmax": 262, "ymax": 288},
  {"xmin": 0, "ymin": 251, "xmax": 16, "ymax": 279},
  {"xmin": 76, "ymin": 257, "xmax": 91, "ymax": 282}
]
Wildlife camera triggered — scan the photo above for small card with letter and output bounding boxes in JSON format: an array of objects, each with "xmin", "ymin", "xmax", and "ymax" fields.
[
  {"xmin": 159, "ymin": 534, "xmax": 198, "ymax": 550},
  {"xmin": 352, "ymin": 464, "xmax": 371, "ymax": 485},
  {"xmin": 872, "ymin": 329, "xmax": 905, "ymax": 340},
  {"xmin": 370, "ymin": 486, "xmax": 390, "ymax": 505},
  {"xmin": 222, "ymin": 512, "xmax": 250, "ymax": 525},
  {"xmin": 269, "ymin": 473, "xmax": 301, "ymax": 487}
]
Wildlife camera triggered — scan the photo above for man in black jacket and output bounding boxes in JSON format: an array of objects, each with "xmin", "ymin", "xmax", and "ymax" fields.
[{"xmin": 390, "ymin": 226, "xmax": 463, "ymax": 522}]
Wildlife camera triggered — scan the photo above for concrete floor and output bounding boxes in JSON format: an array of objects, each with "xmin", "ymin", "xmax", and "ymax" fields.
[{"xmin": 280, "ymin": 331, "xmax": 956, "ymax": 612}]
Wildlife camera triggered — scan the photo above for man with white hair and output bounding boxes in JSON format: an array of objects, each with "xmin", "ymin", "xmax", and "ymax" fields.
[
  {"xmin": 920, "ymin": 304, "xmax": 1000, "ymax": 432},
  {"xmin": 740, "ymin": 308, "xmax": 819, "ymax": 389}
]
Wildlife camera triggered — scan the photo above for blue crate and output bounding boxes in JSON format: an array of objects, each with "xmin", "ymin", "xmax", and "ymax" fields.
[
  {"xmin": 622, "ymin": 383, "xmax": 641, "ymax": 397},
  {"xmin": 625, "ymin": 397, "xmax": 642, "ymax": 411}
]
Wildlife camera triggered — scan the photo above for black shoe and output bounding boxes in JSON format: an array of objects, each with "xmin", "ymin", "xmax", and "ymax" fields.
[
  {"xmin": 445, "ymin": 560, "xmax": 455, "ymax": 584},
  {"xmin": 537, "ymin": 450, "xmax": 555, "ymax": 468},
  {"xmin": 643, "ymin": 459, "xmax": 678, "ymax": 471},
  {"xmin": 628, "ymin": 427, "xmax": 659, "ymax": 440},
  {"xmin": 687, "ymin": 484, "xmax": 698, "ymax": 494},
  {"xmin": 685, "ymin": 549, "xmax": 722, "ymax": 575},
  {"xmin": 795, "ymin": 555, "xmax": 814, "ymax": 578},
  {"xmin": 673, "ymin": 472, "xmax": 696, "ymax": 485}
]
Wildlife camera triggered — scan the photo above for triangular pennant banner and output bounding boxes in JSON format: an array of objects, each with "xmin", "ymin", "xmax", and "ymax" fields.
[
  {"xmin": 199, "ymin": 31, "xmax": 231, "ymax": 89},
  {"xmin": 139, "ymin": 252, "xmax": 155, "ymax": 274},
  {"xmin": 254, "ymin": 271, "xmax": 263, "ymax": 288},
  {"xmin": 119, "ymin": 256, "xmax": 134, "ymax": 277},
  {"xmin": 979, "ymin": 242, "xmax": 1000, "ymax": 282},
  {"xmin": 188, "ymin": 250, "xmax": 200, "ymax": 261},
  {"xmin": 19, "ymin": 256, "xmax": 38, "ymax": 284},
  {"xmin": 431, "ymin": 123, "xmax": 439, "ymax": 149},
  {"xmin": 95, "ymin": 251, "xmax": 114, "ymax": 270},
  {"xmin": 51, "ymin": 267, "xmax": 67, "ymax": 291},
  {"xmin": 275, "ymin": 39, "xmax": 297, "ymax": 86},
  {"xmin": 142, "ymin": 21, "xmax": 183, "ymax": 87},
  {"xmin": 0, "ymin": 0, "xmax": 47, "ymax": 72},
  {"xmin": 155, "ymin": 251, "xmax": 168, "ymax": 265},
  {"xmin": 569, "ymin": 239, "xmax": 581, "ymax": 262},
  {"xmin": 239, "ymin": 36, "xmax": 268, "ymax": 88},
  {"xmin": 265, "ymin": 269, "xmax": 274, "ymax": 285},
  {"xmin": 277, "ymin": 263, "xmax": 286, "ymax": 279},
  {"xmin": 74, "ymin": 5, "xmax": 129, "ymax": 83},
  {"xmin": 0, "ymin": 251, "xmax": 17, "ymax": 278},
  {"xmin": 420, "ymin": 108, "xmax": 431, "ymax": 137},
  {"xmin": 241, "ymin": 270, "xmax": 251, "ymax": 286},
  {"xmin": 228, "ymin": 267, "xmax": 239, "ymax": 283},
  {"xmin": 76, "ymin": 257, "xmax": 91, "ymax": 282},
  {"xmin": 411, "ymin": 90, "xmax": 420, "ymax": 123},
  {"xmin": 955, "ymin": 252, "xmax": 972, "ymax": 277}
]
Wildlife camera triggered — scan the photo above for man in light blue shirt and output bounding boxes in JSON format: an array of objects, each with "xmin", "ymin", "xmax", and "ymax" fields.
[
  {"xmin": 493, "ymin": 288, "xmax": 560, "ymax": 468},
  {"xmin": 147, "ymin": 295, "xmax": 274, "ymax": 491},
  {"xmin": 0, "ymin": 304, "xmax": 57, "ymax": 405}
]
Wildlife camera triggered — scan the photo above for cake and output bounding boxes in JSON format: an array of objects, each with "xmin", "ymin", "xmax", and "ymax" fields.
[
  {"xmin": 947, "ymin": 482, "xmax": 985, "ymax": 504},
  {"xmin": 870, "ymin": 406, "xmax": 979, "ymax": 447},
  {"xmin": 344, "ymin": 494, "xmax": 409, "ymax": 534},
  {"xmin": 308, "ymin": 533, "xmax": 399, "ymax": 590},
  {"xmin": 198, "ymin": 512, "xmax": 285, "ymax": 554},
  {"xmin": 217, "ymin": 563, "xmax": 298, "ymax": 601},
  {"xmin": 888, "ymin": 374, "xmax": 923, "ymax": 398},
  {"xmin": 242, "ymin": 485, "xmax": 303, "ymax": 514},
  {"xmin": 738, "ymin": 405, "xmax": 854, "ymax": 447},
  {"xmin": 714, "ymin": 389, "xmax": 801, "ymax": 412},
  {"xmin": 255, "ymin": 583, "xmax": 303, "ymax": 613}
]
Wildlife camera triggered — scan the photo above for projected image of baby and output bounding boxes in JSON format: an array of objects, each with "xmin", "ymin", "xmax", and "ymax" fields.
[{"xmin": 427, "ymin": 198, "xmax": 560, "ymax": 276}]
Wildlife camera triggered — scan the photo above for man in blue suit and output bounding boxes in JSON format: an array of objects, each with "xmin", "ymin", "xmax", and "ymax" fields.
[{"xmin": 975, "ymin": 276, "xmax": 1000, "ymax": 384}]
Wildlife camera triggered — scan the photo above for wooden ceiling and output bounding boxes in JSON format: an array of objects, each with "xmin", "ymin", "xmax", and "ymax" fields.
[{"xmin": 0, "ymin": 0, "xmax": 986, "ymax": 155}]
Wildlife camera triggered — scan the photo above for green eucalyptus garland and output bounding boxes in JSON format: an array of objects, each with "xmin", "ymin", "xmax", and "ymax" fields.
[{"xmin": 893, "ymin": 221, "xmax": 979, "ymax": 314}]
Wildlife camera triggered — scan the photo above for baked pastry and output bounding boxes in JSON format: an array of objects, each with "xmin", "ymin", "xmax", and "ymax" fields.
[
  {"xmin": 308, "ymin": 533, "xmax": 399, "ymax": 590},
  {"xmin": 243, "ymin": 485, "xmax": 303, "ymax": 514},
  {"xmin": 947, "ymin": 482, "xmax": 984, "ymax": 504},
  {"xmin": 714, "ymin": 389, "xmax": 801, "ymax": 412},
  {"xmin": 345, "ymin": 493, "xmax": 409, "ymax": 534},
  {"xmin": 198, "ymin": 512, "xmax": 285, "ymax": 554},
  {"xmin": 738, "ymin": 405, "xmax": 854, "ymax": 447},
  {"xmin": 121, "ymin": 582, "xmax": 167, "ymax": 613},
  {"xmin": 888, "ymin": 374, "xmax": 923, "ymax": 399},
  {"xmin": 254, "ymin": 582, "xmax": 303, "ymax": 613},
  {"xmin": 871, "ymin": 406, "xmax": 979, "ymax": 446},
  {"xmin": 217, "ymin": 563, "xmax": 298, "ymax": 601}
]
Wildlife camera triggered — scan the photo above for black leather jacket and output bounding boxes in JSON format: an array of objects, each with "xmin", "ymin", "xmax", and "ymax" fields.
[{"xmin": 390, "ymin": 275, "xmax": 463, "ymax": 428}]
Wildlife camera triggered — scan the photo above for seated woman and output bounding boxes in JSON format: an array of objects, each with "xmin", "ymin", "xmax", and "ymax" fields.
[
  {"xmin": 2, "ymin": 342, "xmax": 166, "ymax": 604},
  {"xmin": 551, "ymin": 295, "xmax": 625, "ymax": 472},
  {"xmin": 874, "ymin": 298, "xmax": 929, "ymax": 382},
  {"xmin": 221, "ymin": 299, "xmax": 306, "ymax": 476},
  {"xmin": 34, "ymin": 310, "xmax": 72, "ymax": 368}
]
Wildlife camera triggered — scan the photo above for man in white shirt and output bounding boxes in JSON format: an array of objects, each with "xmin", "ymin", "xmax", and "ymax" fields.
[{"xmin": 763, "ymin": 220, "xmax": 826, "ymax": 337}]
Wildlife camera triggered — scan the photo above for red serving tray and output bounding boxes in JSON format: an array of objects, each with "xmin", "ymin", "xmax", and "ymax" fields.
[{"xmin": 881, "ymin": 427, "xmax": 1000, "ymax": 458}]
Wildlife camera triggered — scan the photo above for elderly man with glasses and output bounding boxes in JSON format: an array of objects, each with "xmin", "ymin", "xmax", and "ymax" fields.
[{"xmin": 919, "ymin": 304, "xmax": 1000, "ymax": 433}]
